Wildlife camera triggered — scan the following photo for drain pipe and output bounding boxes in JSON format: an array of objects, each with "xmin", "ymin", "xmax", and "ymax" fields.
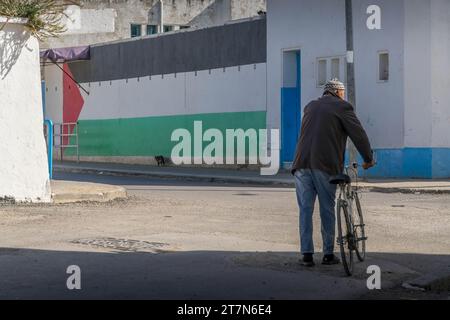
[{"xmin": 159, "ymin": 0, "xmax": 164, "ymax": 33}]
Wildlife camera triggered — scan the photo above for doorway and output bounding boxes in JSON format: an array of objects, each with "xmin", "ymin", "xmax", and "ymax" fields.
[{"xmin": 281, "ymin": 50, "xmax": 301, "ymax": 166}]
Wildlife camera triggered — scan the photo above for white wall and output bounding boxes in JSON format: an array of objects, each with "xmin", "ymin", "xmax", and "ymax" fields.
[
  {"xmin": 430, "ymin": 0, "xmax": 450, "ymax": 148},
  {"xmin": 266, "ymin": 0, "xmax": 347, "ymax": 132},
  {"xmin": 0, "ymin": 18, "xmax": 51, "ymax": 202},
  {"xmin": 45, "ymin": 63, "xmax": 267, "ymax": 121},
  {"xmin": 267, "ymin": 0, "xmax": 440, "ymax": 151},
  {"xmin": 62, "ymin": 6, "xmax": 116, "ymax": 35},
  {"xmin": 43, "ymin": 64, "xmax": 63, "ymax": 124},
  {"xmin": 353, "ymin": 0, "xmax": 405, "ymax": 149},
  {"xmin": 403, "ymin": 0, "xmax": 432, "ymax": 148}
]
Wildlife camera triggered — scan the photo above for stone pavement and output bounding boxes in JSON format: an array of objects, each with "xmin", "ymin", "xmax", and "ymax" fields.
[{"xmin": 54, "ymin": 161, "xmax": 450, "ymax": 194}]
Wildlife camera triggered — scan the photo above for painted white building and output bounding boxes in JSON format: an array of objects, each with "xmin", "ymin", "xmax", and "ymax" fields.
[
  {"xmin": 0, "ymin": 17, "xmax": 51, "ymax": 202},
  {"xmin": 267, "ymin": 0, "xmax": 450, "ymax": 178}
]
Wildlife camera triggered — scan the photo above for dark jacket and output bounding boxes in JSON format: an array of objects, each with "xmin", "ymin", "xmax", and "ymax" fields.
[{"xmin": 291, "ymin": 92, "xmax": 373, "ymax": 176}]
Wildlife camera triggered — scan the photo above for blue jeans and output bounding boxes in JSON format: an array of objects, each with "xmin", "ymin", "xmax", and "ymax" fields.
[{"xmin": 294, "ymin": 169, "xmax": 337, "ymax": 255}]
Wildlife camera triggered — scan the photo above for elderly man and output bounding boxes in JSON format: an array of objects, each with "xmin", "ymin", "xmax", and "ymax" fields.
[{"xmin": 292, "ymin": 78, "xmax": 375, "ymax": 267}]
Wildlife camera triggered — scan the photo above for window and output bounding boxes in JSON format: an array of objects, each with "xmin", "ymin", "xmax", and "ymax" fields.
[
  {"xmin": 317, "ymin": 59, "xmax": 327, "ymax": 86},
  {"xmin": 146, "ymin": 25, "xmax": 158, "ymax": 35},
  {"xmin": 180, "ymin": 25, "xmax": 190, "ymax": 30},
  {"xmin": 331, "ymin": 58, "xmax": 340, "ymax": 79},
  {"xmin": 163, "ymin": 25, "xmax": 174, "ymax": 33},
  {"xmin": 131, "ymin": 24, "xmax": 142, "ymax": 37},
  {"xmin": 316, "ymin": 56, "xmax": 345, "ymax": 87},
  {"xmin": 378, "ymin": 52, "xmax": 389, "ymax": 81}
]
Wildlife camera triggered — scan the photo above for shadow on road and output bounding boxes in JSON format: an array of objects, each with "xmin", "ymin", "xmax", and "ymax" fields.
[
  {"xmin": 53, "ymin": 171, "xmax": 292, "ymax": 190},
  {"xmin": 0, "ymin": 247, "xmax": 448, "ymax": 299}
]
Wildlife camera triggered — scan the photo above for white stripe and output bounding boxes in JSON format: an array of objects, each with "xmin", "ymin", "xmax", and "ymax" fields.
[{"xmin": 77, "ymin": 63, "xmax": 267, "ymax": 120}]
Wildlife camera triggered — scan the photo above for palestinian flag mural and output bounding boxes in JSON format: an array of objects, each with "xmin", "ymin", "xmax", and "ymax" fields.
[{"xmin": 44, "ymin": 19, "xmax": 268, "ymax": 162}]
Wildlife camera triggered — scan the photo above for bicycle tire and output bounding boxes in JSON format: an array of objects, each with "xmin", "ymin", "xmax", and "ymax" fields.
[
  {"xmin": 337, "ymin": 200, "xmax": 353, "ymax": 276},
  {"xmin": 353, "ymin": 193, "xmax": 366, "ymax": 262}
]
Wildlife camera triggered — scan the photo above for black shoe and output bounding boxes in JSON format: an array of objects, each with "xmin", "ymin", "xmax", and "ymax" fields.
[
  {"xmin": 322, "ymin": 254, "xmax": 340, "ymax": 265},
  {"xmin": 300, "ymin": 253, "xmax": 315, "ymax": 267}
]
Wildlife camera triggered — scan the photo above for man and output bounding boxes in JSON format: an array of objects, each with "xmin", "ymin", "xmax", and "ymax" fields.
[{"xmin": 292, "ymin": 78, "xmax": 375, "ymax": 267}]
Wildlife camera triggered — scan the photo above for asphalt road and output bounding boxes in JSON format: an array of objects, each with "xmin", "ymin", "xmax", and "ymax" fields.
[{"xmin": 0, "ymin": 172, "xmax": 448, "ymax": 299}]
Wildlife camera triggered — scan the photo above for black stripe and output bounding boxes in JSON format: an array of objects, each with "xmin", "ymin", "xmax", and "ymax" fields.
[{"xmin": 69, "ymin": 18, "xmax": 267, "ymax": 83}]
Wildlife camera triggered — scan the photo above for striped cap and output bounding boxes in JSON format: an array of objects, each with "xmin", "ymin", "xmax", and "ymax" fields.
[{"xmin": 324, "ymin": 78, "xmax": 345, "ymax": 91}]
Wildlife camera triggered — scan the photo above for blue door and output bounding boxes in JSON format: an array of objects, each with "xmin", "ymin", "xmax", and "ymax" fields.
[{"xmin": 281, "ymin": 51, "xmax": 301, "ymax": 164}]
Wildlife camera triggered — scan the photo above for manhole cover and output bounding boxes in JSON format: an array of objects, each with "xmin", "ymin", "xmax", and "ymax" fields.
[{"xmin": 71, "ymin": 237, "xmax": 170, "ymax": 253}]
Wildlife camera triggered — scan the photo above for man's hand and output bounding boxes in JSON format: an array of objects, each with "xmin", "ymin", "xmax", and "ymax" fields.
[{"xmin": 362, "ymin": 160, "xmax": 376, "ymax": 170}]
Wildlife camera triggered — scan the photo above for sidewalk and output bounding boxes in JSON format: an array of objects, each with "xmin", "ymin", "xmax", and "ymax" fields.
[
  {"xmin": 51, "ymin": 180, "xmax": 127, "ymax": 204},
  {"xmin": 54, "ymin": 161, "xmax": 450, "ymax": 194}
]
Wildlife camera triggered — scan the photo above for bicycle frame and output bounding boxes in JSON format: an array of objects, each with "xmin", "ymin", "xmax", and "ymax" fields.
[
  {"xmin": 336, "ymin": 162, "xmax": 368, "ymax": 276},
  {"xmin": 336, "ymin": 163, "xmax": 360, "ymax": 255}
]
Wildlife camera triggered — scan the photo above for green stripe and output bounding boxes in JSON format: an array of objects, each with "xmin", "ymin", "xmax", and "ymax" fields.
[{"xmin": 68, "ymin": 111, "xmax": 266, "ymax": 157}]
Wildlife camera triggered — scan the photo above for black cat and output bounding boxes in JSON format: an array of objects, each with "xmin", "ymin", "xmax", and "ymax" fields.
[{"xmin": 155, "ymin": 155, "xmax": 166, "ymax": 166}]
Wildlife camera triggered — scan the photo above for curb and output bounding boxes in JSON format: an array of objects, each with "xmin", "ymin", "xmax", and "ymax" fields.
[
  {"xmin": 51, "ymin": 180, "xmax": 128, "ymax": 204},
  {"xmin": 51, "ymin": 188, "xmax": 127, "ymax": 204},
  {"xmin": 54, "ymin": 165, "xmax": 450, "ymax": 194},
  {"xmin": 402, "ymin": 270, "xmax": 450, "ymax": 292},
  {"xmin": 366, "ymin": 186, "xmax": 450, "ymax": 195},
  {"xmin": 54, "ymin": 165, "xmax": 295, "ymax": 187}
]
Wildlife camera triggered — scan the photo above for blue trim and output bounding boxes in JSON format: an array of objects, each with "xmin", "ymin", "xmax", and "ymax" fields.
[
  {"xmin": 281, "ymin": 88, "xmax": 300, "ymax": 162},
  {"xmin": 41, "ymin": 80, "xmax": 46, "ymax": 116},
  {"xmin": 44, "ymin": 119, "xmax": 53, "ymax": 179},
  {"xmin": 432, "ymin": 148, "xmax": 450, "ymax": 178},
  {"xmin": 281, "ymin": 51, "xmax": 301, "ymax": 163},
  {"xmin": 348, "ymin": 148, "xmax": 450, "ymax": 179}
]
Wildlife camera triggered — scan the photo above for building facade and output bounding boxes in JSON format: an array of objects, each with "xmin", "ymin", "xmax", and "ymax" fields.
[
  {"xmin": 43, "ymin": 0, "xmax": 266, "ymax": 48},
  {"xmin": 43, "ymin": 0, "xmax": 450, "ymax": 178},
  {"xmin": 267, "ymin": 0, "xmax": 450, "ymax": 178},
  {"xmin": 44, "ymin": 18, "xmax": 267, "ymax": 165}
]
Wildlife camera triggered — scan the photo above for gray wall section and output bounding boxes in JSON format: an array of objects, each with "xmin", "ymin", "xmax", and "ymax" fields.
[{"xmin": 69, "ymin": 18, "xmax": 266, "ymax": 83}]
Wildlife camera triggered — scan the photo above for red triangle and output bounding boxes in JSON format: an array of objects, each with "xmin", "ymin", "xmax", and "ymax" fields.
[{"xmin": 62, "ymin": 63, "xmax": 84, "ymax": 146}]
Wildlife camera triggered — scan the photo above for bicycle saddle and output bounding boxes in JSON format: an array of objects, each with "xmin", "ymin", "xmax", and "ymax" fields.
[{"xmin": 329, "ymin": 174, "xmax": 351, "ymax": 185}]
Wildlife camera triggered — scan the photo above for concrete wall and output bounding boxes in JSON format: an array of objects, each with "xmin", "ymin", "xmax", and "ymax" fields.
[
  {"xmin": 0, "ymin": 18, "xmax": 51, "ymax": 202},
  {"xmin": 43, "ymin": 0, "xmax": 266, "ymax": 48},
  {"xmin": 231, "ymin": 0, "xmax": 266, "ymax": 18},
  {"xmin": 44, "ymin": 19, "xmax": 267, "ymax": 164},
  {"xmin": 352, "ymin": 0, "xmax": 405, "ymax": 149}
]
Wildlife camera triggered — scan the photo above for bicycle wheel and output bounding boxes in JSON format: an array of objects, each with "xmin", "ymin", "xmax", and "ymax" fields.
[
  {"xmin": 336, "ymin": 200, "xmax": 354, "ymax": 276},
  {"xmin": 353, "ymin": 193, "xmax": 366, "ymax": 261}
]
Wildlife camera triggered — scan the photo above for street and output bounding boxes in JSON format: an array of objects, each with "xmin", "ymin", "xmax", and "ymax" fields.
[{"xmin": 0, "ymin": 172, "xmax": 449, "ymax": 299}]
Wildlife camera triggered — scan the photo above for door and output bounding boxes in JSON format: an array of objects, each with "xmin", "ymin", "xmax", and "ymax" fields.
[{"xmin": 281, "ymin": 50, "xmax": 301, "ymax": 165}]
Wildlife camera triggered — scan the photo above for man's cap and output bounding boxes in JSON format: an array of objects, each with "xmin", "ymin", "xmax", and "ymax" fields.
[{"xmin": 324, "ymin": 78, "xmax": 345, "ymax": 91}]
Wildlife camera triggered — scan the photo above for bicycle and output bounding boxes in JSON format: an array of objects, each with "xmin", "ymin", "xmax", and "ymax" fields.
[{"xmin": 329, "ymin": 163, "xmax": 368, "ymax": 276}]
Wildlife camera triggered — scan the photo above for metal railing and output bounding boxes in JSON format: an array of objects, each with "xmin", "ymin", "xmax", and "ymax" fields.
[{"xmin": 53, "ymin": 122, "xmax": 80, "ymax": 163}]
